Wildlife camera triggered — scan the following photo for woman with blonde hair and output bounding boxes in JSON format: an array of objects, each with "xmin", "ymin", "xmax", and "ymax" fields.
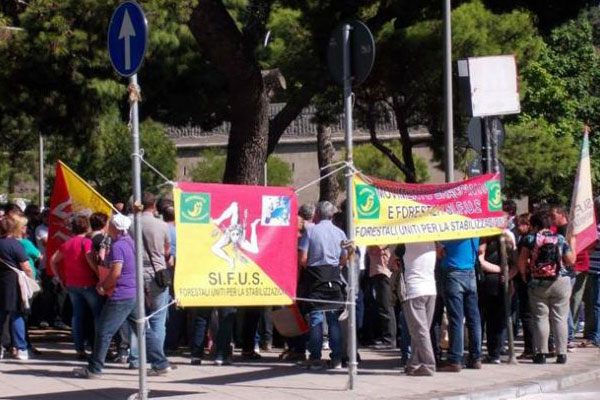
[
  {"xmin": 12, "ymin": 216, "xmax": 42, "ymax": 280},
  {"xmin": 0, "ymin": 217, "xmax": 34, "ymax": 360}
]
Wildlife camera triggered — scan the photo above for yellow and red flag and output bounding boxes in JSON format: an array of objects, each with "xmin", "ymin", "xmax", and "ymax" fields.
[
  {"xmin": 567, "ymin": 129, "xmax": 597, "ymax": 253},
  {"xmin": 46, "ymin": 161, "xmax": 113, "ymax": 276},
  {"xmin": 173, "ymin": 182, "xmax": 298, "ymax": 307},
  {"xmin": 352, "ymin": 173, "xmax": 505, "ymax": 246}
]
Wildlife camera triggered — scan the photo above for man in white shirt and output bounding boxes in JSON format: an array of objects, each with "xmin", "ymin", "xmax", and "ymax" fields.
[{"xmin": 401, "ymin": 242, "xmax": 437, "ymax": 376}]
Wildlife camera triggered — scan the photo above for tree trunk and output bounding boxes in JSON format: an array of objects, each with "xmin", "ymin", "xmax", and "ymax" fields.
[
  {"xmin": 316, "ymin": 124, "xmax": 339, "ymax": 204},
  {"xmin": 189, "ymin": 1, "xmax": 268, "ymax": 184},
  {"xmin": 392, "ymin": 100, "xmax": 417, "ymax": 183}
]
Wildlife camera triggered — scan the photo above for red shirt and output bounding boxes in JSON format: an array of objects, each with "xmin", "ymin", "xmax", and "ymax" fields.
[
  {"xmin": 575, "ymin": 251, "xmax": 590, "ymax": 272},
  {"xmin": 59, "ymin": 236, "xmax": 96, "ymax": 287}
]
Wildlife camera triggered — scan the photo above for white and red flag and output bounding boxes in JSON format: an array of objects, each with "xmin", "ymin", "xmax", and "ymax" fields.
[{"xmin": 567, "ymin": 126, "xmax": 597, "ymax": 254}]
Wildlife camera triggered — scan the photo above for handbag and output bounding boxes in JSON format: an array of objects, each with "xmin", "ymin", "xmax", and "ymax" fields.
[
  {"xmin": 0, "ymin": 256, "xmax": 41, "ymax": 309},
  {"xmin": 269, "ymin": 304, "xmax": 309, "ymax": 337},
  {"xmin": 141, "ymin": 233, "xmax": 172, "ymax": 288}
]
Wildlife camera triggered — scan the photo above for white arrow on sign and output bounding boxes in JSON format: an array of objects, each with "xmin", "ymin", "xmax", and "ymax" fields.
[{"xmin": 119, "ymin": 10, "xmax": 136, "ymax": 70}]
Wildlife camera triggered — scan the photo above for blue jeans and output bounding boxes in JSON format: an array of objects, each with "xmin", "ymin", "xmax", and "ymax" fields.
[
  {"xmin": 88, "ymin": 298, "xmax": 169, "ymax": 374},
  {"xmin": 308, "ymin": 310, "xmax": 342, "ymax": 361},
  {"xmin": 0, "ymin": 311, "xmax": 27, "ymax": 350},
  {"xmin": 129, "ymin": 282, "xmax": 170, "ymax": 366},
  {"xmin": 215, "ymin": 307, "xmax": 237, "ymax": 360},
  {"xmin": 67, "ymin": 286, "xmax": 104, "ymax": 352},
  {"xmin": 191, "ymin": 308, "xmax": 213, "ymax": 358},
  {"xmin": 442, "ymin": 269, "xmax": 482, "ymax": 364}
]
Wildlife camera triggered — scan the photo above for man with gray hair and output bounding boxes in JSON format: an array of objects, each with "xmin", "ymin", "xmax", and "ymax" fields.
[
  {"xmin": 298, "ymin": 203, "xmax": 316, "ymax": 222},
  {"xmin": 298, "ymin": 201, "xmax": 347, "ymax": 370}
]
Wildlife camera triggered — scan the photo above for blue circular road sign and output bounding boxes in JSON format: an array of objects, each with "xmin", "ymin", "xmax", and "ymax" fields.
[{"xmin": 108, "ymin": 2, "xmax": 148, "ymax": 77}]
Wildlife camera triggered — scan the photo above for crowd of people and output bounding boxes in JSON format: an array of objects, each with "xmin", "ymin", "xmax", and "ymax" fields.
[{"xmin": 1, "ymin": 194, "xmax": 600, "ymax": 380}]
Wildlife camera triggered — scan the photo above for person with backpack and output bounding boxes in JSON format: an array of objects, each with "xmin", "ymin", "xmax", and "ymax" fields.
[{"xmin": 518, "ymin": 211, "xmax": 576, "ymax": 364}]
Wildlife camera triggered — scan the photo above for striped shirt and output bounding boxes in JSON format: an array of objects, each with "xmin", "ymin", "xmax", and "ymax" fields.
[{"xmin": 589, "ymin": 225, "xmax": 600, "ymax": 274}]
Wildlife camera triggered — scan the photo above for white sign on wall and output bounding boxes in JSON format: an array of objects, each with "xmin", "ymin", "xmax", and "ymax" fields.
[{"xmin": 457, "ymin": 55, "xmax": 520, "ymax": 117}]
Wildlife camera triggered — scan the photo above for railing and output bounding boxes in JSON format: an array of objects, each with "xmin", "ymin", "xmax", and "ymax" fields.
[{"xmin": 167, "ymin": 103, "xmax": 399, "ymax": 140}]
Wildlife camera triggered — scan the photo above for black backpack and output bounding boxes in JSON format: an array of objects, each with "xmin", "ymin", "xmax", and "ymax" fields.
[{"xmin": 530, "ymin": 232, "xmax": 562, "ymax": 279}]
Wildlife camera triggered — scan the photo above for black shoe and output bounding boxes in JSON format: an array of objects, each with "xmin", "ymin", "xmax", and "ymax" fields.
[
  {"xmin": 556, "ymin": 354, "xmax": 567, "ymax": 364},
  {"xmin": 533, "ymin": 353, "xmax": 546, "ymax": 364},
  {"xmin": 191, "ymin": 357, "xmax": 203, "ymax": 365}
]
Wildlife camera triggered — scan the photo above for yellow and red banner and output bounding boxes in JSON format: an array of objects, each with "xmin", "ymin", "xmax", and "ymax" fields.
[
  {"xmin": 47, "ymin": 161, "xmax": 113, "ymax": 275},
  {"xmin": 352, "ymin": 173, "xmax": 505, "ymax": 246},
  {"xmin": 173, "ymin": 182, "xmax": 298, "ymax": 307}
]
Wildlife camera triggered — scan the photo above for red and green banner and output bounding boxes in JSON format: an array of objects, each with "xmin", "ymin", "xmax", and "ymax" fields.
[
  {"xmin": 173, "ymin": 182, "xmax": 298, "ymax": 306},
  {"xmin": 352, "ymin": 173, "xmax": 505, "ymax": 246}
]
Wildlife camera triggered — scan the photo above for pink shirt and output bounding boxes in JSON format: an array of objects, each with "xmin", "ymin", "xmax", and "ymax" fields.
[{"xmin": 60, "ymin": 236, "xmax": 96, "ymax": 287}]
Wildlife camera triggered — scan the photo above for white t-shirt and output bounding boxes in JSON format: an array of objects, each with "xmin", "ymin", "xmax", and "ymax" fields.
[{"xmin": 403, "ymin": 242, "xmax": 437, "ymax": 300}]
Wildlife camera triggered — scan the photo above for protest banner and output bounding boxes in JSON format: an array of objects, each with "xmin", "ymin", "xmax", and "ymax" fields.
[
  {"xmin": 46, "ymin": 161, "xmax": 113, "ymax": 276},
  {"xmin": 352, "ymin": 173, "xmax": 505, "ymax": 246},
  {"xmin": 173, "ymin": 182, "xmax": 298, "ymax": 307},
  {"xmin": 567, "ymin": 128, "xmax": 597, "ymax": 253}
]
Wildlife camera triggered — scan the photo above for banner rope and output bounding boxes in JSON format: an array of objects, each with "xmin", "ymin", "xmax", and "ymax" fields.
[
  {"xmin": 126, "ymin": 82, "xmax": 175, "ymax": 189},
  {"xmin": 295, "ymin": 161, "xmax": 359, "ymax": 194},
  {"xmin": 130, "ymin": 151, "xmax": 176, "ymax": 188},
  {"xmin": 135, "ymin": 298, "xmax": 178, "ymax": 329},
  {"xmin": 293, "ymin": 296, "xmax": 355, "ymax": 306}
]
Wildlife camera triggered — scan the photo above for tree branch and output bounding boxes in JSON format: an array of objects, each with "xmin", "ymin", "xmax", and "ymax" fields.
[
  {"xmin": 392, "ymin": 98, "xmax": 417, "ymax": 183},
  {"xmin": 267, "ymin": 80, "xmax": 322, "ymax": 155},
  {"xmin": 367, "ymin": 102, "xmax": 416, "ymax": 182},
  {"xmin": 189, "ymin": 0, "xmax": 261, "ymax": 87}
]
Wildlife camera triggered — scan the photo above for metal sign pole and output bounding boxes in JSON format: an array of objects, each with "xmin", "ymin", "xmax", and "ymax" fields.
[
  {"xmin": 443, "ymin": 0, "xmax": 454, "ymax": 183},
  {"xmin": 491, "ymin": 119, "xmax": 516, "ymax": 364},
  {"xmin": 130, "ymin": 73, "xmax": 148, "ymax": 400},
  {"xmin": 343, "ymin": 23, "xmax": 358, "ymax": 390}
]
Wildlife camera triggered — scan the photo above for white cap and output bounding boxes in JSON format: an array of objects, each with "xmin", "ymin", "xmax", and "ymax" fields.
[{"xmin": 111, "ymin": 213, "xmax": 132, "ymax": 232}]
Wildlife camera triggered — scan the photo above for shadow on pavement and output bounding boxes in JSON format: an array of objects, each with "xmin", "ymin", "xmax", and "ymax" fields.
[
  {"xmin": 0, "ymin": 388, "xmax": 199, "ymax": 400},
  {"xmin": 171, "ymin": 364, "xmax": 343, "ymax": 391}
]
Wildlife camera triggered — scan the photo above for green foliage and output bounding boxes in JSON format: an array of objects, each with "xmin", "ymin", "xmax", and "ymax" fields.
[
  {"xmin": 371, "ymin": 0, "xmax": 543, "ymax": 165},
  {"xmin": 266, "ymin": 155, "xmax": 293, "ymax": 187},
  {"xmin": 500, "ymin": 119, "xmax": 578, "ymax": 204},
  {"xmin": 189, "ymin": 149, "xmax": 227, "ymax": 184},
  {"xmin": 190, "ymin": 149, "xmax": 293, "ymax": 186},
  {"xmin": 69, "ymin": 108, "xmax": 177, "ymax": 202},
  {"xmin": 348, "ymin": 142, "xmax": 430, "ymax": 183},
  {"xmin": 519, "ymin": 10, "xmax": 600, "ymax": 189}
]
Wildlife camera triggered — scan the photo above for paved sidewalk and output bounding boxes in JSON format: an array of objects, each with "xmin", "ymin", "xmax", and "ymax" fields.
[{"xmin": 0, "ymin": 331, "xmax": 599, "ymax": 400}]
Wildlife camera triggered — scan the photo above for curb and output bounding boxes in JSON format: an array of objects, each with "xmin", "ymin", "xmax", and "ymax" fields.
[{"xmin": 434, "ymin": 368, "xmax": 600, "ymax": 400}]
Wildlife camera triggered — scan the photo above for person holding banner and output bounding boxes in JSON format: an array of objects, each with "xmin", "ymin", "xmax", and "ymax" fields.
[
  {"xmin": 401, "ymin": 242, "xmax": 437, "ymax": 376},
  {"xmin": 367, "ymin": 245, "xmax": 396, "ymax": 349},
  {"xmin": 129, "ymin": 193, "xmax": 171, "ymax": 369},
  {"xmin": 298, "ymin": 201, "xmax": 347, "ymax": 370},
  {"xmin": 478, "ymin": 230, "xmax": 517, "ymax": 364},
  {"xmin": 437, "ymin": 237, "xmax": 482, "ymax": 372},
  {"xmin": 584, "ymin": 199, "xmax": 600, "ymax": 348},
  {"xmin": 74, "ymin": 214, "xmax": 171, "ymax": 378},
  {"xmin": 550, "ymin": 205, "xmax": 589, "ymax": 350}
]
